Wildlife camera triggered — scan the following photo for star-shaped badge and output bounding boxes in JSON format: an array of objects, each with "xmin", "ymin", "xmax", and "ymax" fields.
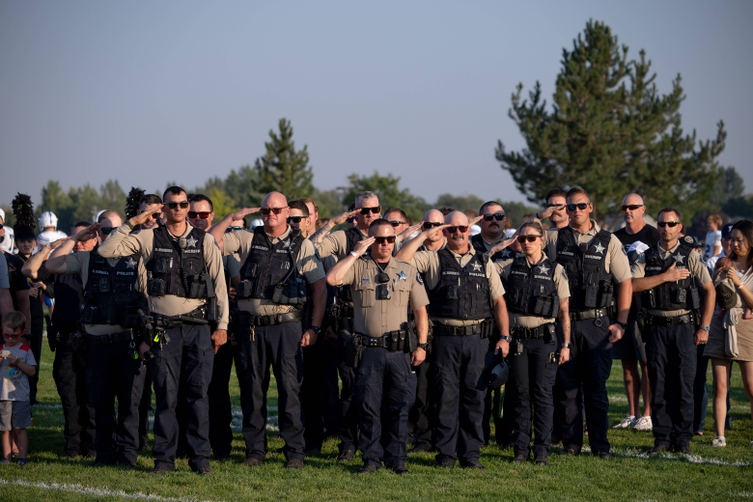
[
  {"xmin": 398, "ymin": 271, "xmax": 407, "ymax": 281},
  {"xmin": 186, "ymin": 235, "xmax": 198, "ymax": 248},
  {"xmin": 593, "ymin": 242, "xmax": 605, "ymax": 254},
  {"xmin": 125, "ymin": 258, "xmax": 137, "ymax": 269},
  {"xmin": 471, "ymin": 262, "xmax": 483, "ymax": 272},
  {"xmin": 538, "ymin": 264, "xmax": 550, "ymax": 274},
  {"xmin": 675, "ymin": 254, "xmax": 685, "ymax": 264}
]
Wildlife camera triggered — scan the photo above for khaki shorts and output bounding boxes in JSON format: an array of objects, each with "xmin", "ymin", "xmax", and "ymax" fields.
[{"xmin": 0, "ymin": 400, "xmax": 32, "ymax": 431}]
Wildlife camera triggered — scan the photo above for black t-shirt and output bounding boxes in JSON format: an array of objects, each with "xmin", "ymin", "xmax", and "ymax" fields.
[
  {"xmin": 4, "ymin": 251, "xmax": 30, "ymax": 296},
  {"xmin": 613, "ymin": 224, "xmax": 660, "ymax": 319}
]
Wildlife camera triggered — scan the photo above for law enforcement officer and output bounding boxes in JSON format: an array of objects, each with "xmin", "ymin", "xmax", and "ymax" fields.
[
  {"xmin": 98, "ymin": 186, "xmax": 229, "ymax": 476},
  {"xmin": 496, "ymin": 219, "xmax": 571, "ymax": 465},
  {"xmin": 533, "ymin": 188, "xmax": 569, "ymax": 230},
  {"xmin": 612, "ymin": 193, "xmax": 659, "ymax": 432},
  {"xmin": 471, "ymin": 201, "xmax": 508, "ymax": 261},
  {"xmin": 23, "ymin": 221, "xmax": 97, "ymax": 458},
  {"xmin": 326, "ymin": 218, "xmax": 429, "ymax": 474},
  {"xmin": 46, "ymin": 211, "xmax": 147, "ymax": 467},
  {"xmin": 311, "ymin": 191, "xmax": 379, "ymax": 461},
  {"xmin": 631, "ymin": 208, "xmax": 715, "ymax": 454},
  {"xmin": 397, "ymin": 211, "xmax": 510, "ymax": 469},
  {"xmin": 407, "ymin": 208, "xmax": 446, "ymax": 452},
  {"xmin": 188, "ymin": 194, "xmax": 215, "ymax": 231},
  {"xmin": 208, "ymin": 192, "xmax": 326, "ymax": 469},
  {"xmin": 546, "ymin": 187, "xmax": 632, "ymax": 459}
]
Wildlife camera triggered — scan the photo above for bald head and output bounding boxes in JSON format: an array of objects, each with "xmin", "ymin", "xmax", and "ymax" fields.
[
  {"xmin": 424, "ymin": 209, "xmax": 444, "ymax": 223},
  {"xmin": 261, "ymin": 191, "xmax": 290, "ymax": 236},
  {"xmin": 622, "ymin": 192, "xmax": 647, "ymax": 229},
  {"xmin": 445, "ymin": 211, "xmax": 469, "ymax": 226},
  {"xmin": 622, "ymin": 193, "xmax": 644, "ymax": 207}
]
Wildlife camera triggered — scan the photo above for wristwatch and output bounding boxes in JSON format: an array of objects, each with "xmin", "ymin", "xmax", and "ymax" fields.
[
  {"xmin": 615, "ymin": 321, "xmax": 627, "ymax": 330},
  {"xmin": 417, "ymin": 342, "xmax": 429, "ymax": 351},
  {"xmin": 700, "ymin": 325, "xmax": 710, "ymax": 332},
  {"xmin": 310, "ymin": 325, "xmax": 322, "ymax": 335},
  {"xmin": 561, "ymin": 342, "xmax": 572, "ymax": 349},
  {"xmin": 500, "ymin": 335, "xmax": 512, "ymax": 342}
]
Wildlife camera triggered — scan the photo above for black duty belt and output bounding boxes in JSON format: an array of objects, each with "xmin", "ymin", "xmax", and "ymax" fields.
[
  {"xmin": 647, "ymin": 313, "xmax": 693, "ymax": 327},
  {"xmin": 570, "ymin": 307, "xmax": 614, "ymax": 322},
  {"xmin": 432, "ymin": 319, "xmax": 493, "ymax": 337},
  {"xmin": 83, "ymin": 331, "xmax": 135, "ymax": 346},
  {"xmin": 154, "ymin": 306, "xmax": 209, "ymax": 327},
  {"xmin": 512, "ymin": 324, "xmax": 553, "ymax": 339},
  {"xmin": 251, "ymin": 311, "xmax": 302, "ymax": 326},
  {"xmin": 356, "ymin": 330, "xmax": 410, "ymax": 351}
]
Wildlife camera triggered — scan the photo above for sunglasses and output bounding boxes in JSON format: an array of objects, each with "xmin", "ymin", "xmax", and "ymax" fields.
[
  {"xmin": 188, "ymin": 211, "xmax": 211, "ymax": 219},
  {"xmin": 2, "ymin": 332, "xmax": 21, "ymax": 339},
  {"xmin": 445, "ymin": 226, "xmax": 469, "ymax": 234},
  {"xmin": 359, "ymin": 206, "xmax": 380, "ymax": 215},
  {"xmin": 517, "ymin": 234, "xmax": 542, "ymax": 243},
  {"xmin": 225, "ymin": 226, "xmax": 244, "ymax": 232},
  {"xmin": 388, "ymin": 220, "xmax": 406, "ymax": 227},
  {"xmin": 566, "ymin": 203, "xmax": 590, "ymax": 211},
  {"xmin": 657, "ymin": 221, "xmax": 681, "ymax": 228},
  {"xmin": 621, "ymin": 204, "xmax": 644, "ymax": 211},
  {"xmin": 482, "ymin": 213, "xmax": 506, "ymax": 222},
  {"xmin": 166, "ymin": 201, "xmax": 189, "ymax": 210},
  {"xmin": 261, "ymin": 207, "xmax": 286, "ymax": 216},
  {"xmin": 423, "ymin": 221, "xmax": 442, "ymax": 230},
  {"xmin": 100, "ymin": 226, "xmax": 119, "ymax": 235},
  {"xmin": 288, "ymin": 216, "xmax": 305, "ymax": 224},
  {"xmin": 374, "ymin": 236, "xmax": 396, "ymax": 244},
  {"xmin": 149, "ymin": 212, "xmax": 162, "ymax": 220}
]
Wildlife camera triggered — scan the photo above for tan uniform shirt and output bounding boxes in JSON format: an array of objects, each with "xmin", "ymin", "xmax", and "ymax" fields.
[
  {"xmin": 97, "ymin": 224, "xmax": 230, "ymax": 330},
  {"xmin": 342, "ymin": 256, "xmax": 429, "ymax": 337},
  {"xmin": 64, "ymin": 251, "xmax": 148, "ymax": 335},
  {"xmin": 631, "ymin": 241, "xmax": 711, "ymax": 317},
  {"xmin": 545, "ymin": 219, "xmax": 632, "ymax": 284},
  {"xmin": 410, "ymin": 246, "xmax": 505, "ymax": 326},
  {"xmin": 317, "ymin": 228, "xmax": 368, "ymax": 260},
  {"xmin": 223, "ymin": 226, "xmax": 325, "ymax": 316},
  {"xmin": 497, "ymin": 257, "xmax": 570, "ymax": 329}
]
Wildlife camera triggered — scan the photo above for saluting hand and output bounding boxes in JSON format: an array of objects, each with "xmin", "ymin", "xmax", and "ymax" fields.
[
  {"xmin": 332, "ymin": 208, "xmax": 361, "ymax": 226},
  {"xmin": 73, "ymin": 223, "xmax": 100, "ymax": 242},
  {"xmin": 352, "ymin": 237, "xmax": 374, "ymax": 257},
  {"xmin": 230, "ymin": 207, "xmax": 261, "ymax": 221},
  {"xmin": 130, "ymin": 206, "xmax": 162, "ymax": 227},
  {"xmin": 397, "ymin": 222, "xmax": 423, "ymax": 242}
]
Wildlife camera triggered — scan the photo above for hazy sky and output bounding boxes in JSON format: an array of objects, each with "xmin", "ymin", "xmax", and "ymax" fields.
[{"xmin": 1, "ymin": 1, "xmax": 751, "ymax": 211}]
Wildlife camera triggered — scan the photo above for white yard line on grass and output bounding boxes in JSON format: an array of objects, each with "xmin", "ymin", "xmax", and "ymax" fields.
[
  {"xmin": 0, "ymin": 478, "xmax": 216, "ymax": 502},
  {"xmin": 580, "ymin": 446, "xmax": 753, "ymax": 467}
]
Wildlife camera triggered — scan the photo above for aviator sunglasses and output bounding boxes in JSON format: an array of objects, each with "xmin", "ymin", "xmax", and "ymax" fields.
[
  {"xmin": 188, "ymin": 211, "xmax": 211, "ymax": 219},
  {"xmin": 261, "ymin": 207, "xmax": 286, "ymax": 216},
  {"xmin": 657, "ymin": 221, "xmax": 681, "ymax": 228},
  {"xmin": 445, "ymin": 226, "xmax": 469, "ymax": 234},
  {"xmin": 517, "ymin": 234, "xmax": 542, "ymax": 243}
]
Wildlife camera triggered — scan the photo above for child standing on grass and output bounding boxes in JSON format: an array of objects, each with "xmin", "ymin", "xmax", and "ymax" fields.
[{"xmin": 0, "ymin": 311, "xmax": 37, "ymax": 466}]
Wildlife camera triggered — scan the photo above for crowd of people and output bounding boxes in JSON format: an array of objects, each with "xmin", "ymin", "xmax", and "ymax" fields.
[{"xmin": 0, "ymin": 185, "xmax": 751, "ymax": 475}]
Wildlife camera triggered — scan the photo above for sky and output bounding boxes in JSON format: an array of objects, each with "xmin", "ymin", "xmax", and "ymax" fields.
[{"xmin": 1, "ymin": 0, "xmax": 751, "ymax": 211}]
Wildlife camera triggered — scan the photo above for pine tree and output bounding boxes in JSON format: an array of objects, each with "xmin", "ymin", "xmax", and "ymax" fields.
[
  {"xmin": 255, "ymin": 119, "xmax": 314, "ymax": 199},
  {"xmin": 496, "ymin": 20, "xmax": 725, "ymax": 221}
]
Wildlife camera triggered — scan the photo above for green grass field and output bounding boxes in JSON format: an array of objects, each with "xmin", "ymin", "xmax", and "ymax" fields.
[{"xmin": 1, "ymin": 344, "xmax": 752, "ymax": 501}]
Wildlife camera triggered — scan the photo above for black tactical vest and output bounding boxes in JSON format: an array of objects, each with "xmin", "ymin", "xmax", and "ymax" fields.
[
  {"xmin": 80, "ymin": 248, "xmax": 145, "ymax": 325},
  {"xmin": 238, "ymin": 227, "xmax": 306, "ymax": 303},
  {"xmin": 427, "ymin": 249, "xmax": 492, "ymax": 320},
  {"xmin": 146, "ymin": 226, "xmax": 212, "ymax": 298},
  {"xmin": 471, "ymin": 234, "xmax": 507, "ymax": 261},
  {"xmin": 503, "ymin": 256, "xmax": 559, "ymax": 318},
  {"xmin": 641, "ymin": 238, "xmax": 701, "ymax": 311},
  {"xmin": 51, "ymin": 273, "xmax": 84, "ymax": 325},
  {"xmin": 554, "ymin": 227, "xmax": 614, "ymax": 311}
]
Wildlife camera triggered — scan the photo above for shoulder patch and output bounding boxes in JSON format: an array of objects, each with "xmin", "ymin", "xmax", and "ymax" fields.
[{"xmin": 416, "ymin": 272, "xmax": 424, "ymax": 285}]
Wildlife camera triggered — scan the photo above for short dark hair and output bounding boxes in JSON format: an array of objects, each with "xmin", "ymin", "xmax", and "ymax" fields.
[
  {"xmin": 289, "ymin": 200, "xmax": 310, "ymax": 217},
  {"xmin": 163, "ymin": 186, "xmax": 186, "ymax": 200},
  {"xmin": 479, "ymin": 201, "xmax": 503, "ymax": 215},
  {"xmin": 72, "ymin": 221, "xmax": 91, "ymax": 232},
  {"xmin": 139, "ymin": 194, "xmax": 162, "ymax": 206},
  {"xmin": 189, "ymin": 193, "xmax": 214, "ymax": 211},
  {"xmin": 298, "ymin": 197, "xmax": 318, "ymax": 214},
  {"xmin": 566, "ymin": 186, "xmax": 589, "ymax": 200},
  {"xmin": 657, "ymin": 207, "xmax": 682, "ymax": 222},
  {"xmin": 368, "ymin": 218, "xmax": 394, "ymax": 235},
  {"xmin": 384, "ymin": 207, "xmax": 408, "ymax": 222},
  {"xmin": 545, "ymin": 188, "xmax": 567, "ymax": 201},
  {"xmin": 2, "ymin": 311, "xmax": 26, "ymax": 333}
]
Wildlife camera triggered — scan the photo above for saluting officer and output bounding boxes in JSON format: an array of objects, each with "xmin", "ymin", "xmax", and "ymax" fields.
[
  {"xmin": 209, "ymin": 192, "xmax": 326, "ymax": 469},
  {"xmin": 496, "ymin": 219, "xmax": 571, "ymax": 466},
  {"xmin": 326, "ymin": 218, "xmax": 429, "ymax": 474},
  {"xmin": 46, "ymin": 210, "xmax": 147, "ymax": 467},
  {"xmin": 631, "ymin": 208, "xmax": 715, "ymax": 454},
  {"xmin": 546, "ymin": 187, "xmax": 632, "ymax": 459},
  {"xmin": 98, "ymin": 186, "xmax": 229, "ymax": 476},
  {"xmin": 397, "ymin": 211, "xmax": 510, "ymax": 469}
]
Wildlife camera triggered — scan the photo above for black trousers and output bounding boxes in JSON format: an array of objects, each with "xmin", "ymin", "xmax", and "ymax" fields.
[
  {"xmin": 508, "ymin": 337, "xmax": 557, "ymax": 458},
  {"xmin": 138, "ymin": 366, "xmax": 152, "ymax": 450},
  {"xmin": 302, "ymin": 337, "xmax": 340, "ymax": 451},
  {"xmin": 430, "ymin": 334, "xmax": 487, "ymax": 465},
  {"xmin": 26, "ymin": 321, "xmax": 43, "ymax": 403},
  {"xmin": 646, "ymin": 323, "xmax": 696, "ymax": 448},
  {"xmin": 235, "ymin": 320, "xmax": 305, "ymax": 461},
  {"xmin": 408, "ymin": 355, "xmax": 433, "ymax": 449},
  {"xmin": 86, "ymin": 340, "xmax": 145, "ymax": 464},
  {"xmin": 52, "ymin": 340, "xmax": 96, "ymax": 457},
  {"xmin": 355, "ymin": 347, "xmax": 415, "ymax": 468},
  {"xmin": 208, "ymin": 341, "xmax": 235, "ymax": 459},
  {"xmin": 554, "ymin": 316, "xmax": 612, "ymax": 453},
  {"xmin": 150, "ymin": 323, "xmax": 214, "ymax": 471}
]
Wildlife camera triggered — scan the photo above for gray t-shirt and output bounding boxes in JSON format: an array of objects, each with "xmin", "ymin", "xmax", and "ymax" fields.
[{"xmin": 0, "ymin": 342, "xmax": 37, "ymax": 401}]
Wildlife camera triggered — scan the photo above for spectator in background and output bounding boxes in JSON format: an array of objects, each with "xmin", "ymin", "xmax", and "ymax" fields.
[{"xmin": 705, "ymin": 214, "xmax": 723, "ymax": 261}]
